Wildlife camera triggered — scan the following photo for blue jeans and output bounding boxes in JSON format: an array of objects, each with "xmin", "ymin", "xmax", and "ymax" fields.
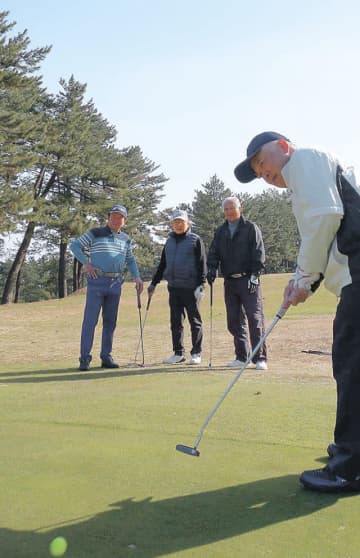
[{"xmin": 80, "ymin": 276, "xmax": 122, "ymax": 362}]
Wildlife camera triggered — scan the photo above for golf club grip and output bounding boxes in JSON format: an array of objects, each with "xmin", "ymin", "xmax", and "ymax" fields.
[
  {"xmin": 210, "ymin": 283, "xmax": 213, "ymax": 306},
  {"xmin": 137, "ymin": 291, "xmax": 141, "ymax": 309}
]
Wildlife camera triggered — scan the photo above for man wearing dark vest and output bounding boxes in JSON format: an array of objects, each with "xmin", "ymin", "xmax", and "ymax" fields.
[{"xmin": 148, "ymin": 209, "xmax": 207, "ymax": 365}]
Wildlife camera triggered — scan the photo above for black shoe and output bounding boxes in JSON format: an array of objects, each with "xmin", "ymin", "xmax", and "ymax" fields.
[
  {"xmin": 327, "ymin": 443, "xmax": 341, "ymax": 458},
  {"xmin": 300, "ymin": 466, "xmax": 360, "ymax": 493},
  {"xmin": 79, "ymin": 360, "xmax": 90, "ymax": 371},
  {"xmin": 101, "ymin": 356, "xmax": 120, "ymax": 369}
]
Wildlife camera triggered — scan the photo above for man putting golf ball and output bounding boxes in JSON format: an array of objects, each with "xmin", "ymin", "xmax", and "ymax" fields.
[{"xmin": 234, "ymin": 131, "xmax": 360, "ymax": 494}]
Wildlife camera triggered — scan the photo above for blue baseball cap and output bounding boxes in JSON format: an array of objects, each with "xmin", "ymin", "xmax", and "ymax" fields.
[
  {"xmin": 234, "ymin": 131, "xmax": 290, "ymax": 183},
  {"xmin": 109, "ymin": 204, "xmax": 128, "ymax": 217}
]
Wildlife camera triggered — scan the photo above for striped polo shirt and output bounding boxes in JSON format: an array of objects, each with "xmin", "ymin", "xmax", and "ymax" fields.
[{"xmin": 69, "ymin": 225, "xmax": 140, "ymax": 277}]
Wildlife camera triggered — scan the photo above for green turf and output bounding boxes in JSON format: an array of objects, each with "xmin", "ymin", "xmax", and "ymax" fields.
[{"xmin": 0, "ymin": 275, "xmax": 358, "ymax": 558}]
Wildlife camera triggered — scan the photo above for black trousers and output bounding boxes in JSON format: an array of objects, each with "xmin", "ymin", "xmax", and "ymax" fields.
[
  {"xmin": 224, "ymin": 277, "xmax": 267, "ymax": 363},
  {"xmin": 330, "ymin": 282, "xmax": 360, "ymax": 479},
  {"xmin": 168, "ymin": 287, "xmax": 203, "ymax": 356}
]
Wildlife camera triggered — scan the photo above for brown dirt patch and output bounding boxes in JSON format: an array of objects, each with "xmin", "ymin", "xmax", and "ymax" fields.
[{"xmin": 260, "ymin": 314, "xmax": 333, "ymax": 383}]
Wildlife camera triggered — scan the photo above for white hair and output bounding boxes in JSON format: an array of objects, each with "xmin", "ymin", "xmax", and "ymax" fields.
[{"xmin": 222, "ymin": 196, "xmax": 241, "ymax": 210}]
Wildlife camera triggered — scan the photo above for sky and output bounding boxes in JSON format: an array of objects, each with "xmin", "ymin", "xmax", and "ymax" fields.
[{"xmin": 4, "ymin": 0, "xmax": 360, "ymax": 211}]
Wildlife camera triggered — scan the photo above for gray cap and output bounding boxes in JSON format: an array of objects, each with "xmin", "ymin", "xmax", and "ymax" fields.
[{"xmin": 171, "ymin": 209, "xmax": 189, "ymax": 222}]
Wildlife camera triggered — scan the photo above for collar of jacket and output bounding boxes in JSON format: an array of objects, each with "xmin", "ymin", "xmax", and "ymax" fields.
[
  {"xmin": 225, "ymin": 215, "xmax": 245, "ymax": 228},
  {"xmin": 170, "ymin": 229, "xmax": 190, "ymax": 240},
  {"xmin": 223, "ymin": 215, "xmax": 245, "ymax": 232}
]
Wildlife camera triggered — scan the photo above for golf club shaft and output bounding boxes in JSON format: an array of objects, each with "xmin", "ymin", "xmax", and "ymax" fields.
[
  {"xmin": 134, "ymin": 295, "xmax": 152, "ymax": 363},
  {"xmin": 208, "ymin": 282, "xmax": 213, "ymax": 368},
  {"xmin": 193, "ymin": 305, "xmax": 287, "ymax": 449},
  {"xmin": 135, "ymin": 291, "xmax": 145, "ymax": 366},
  {"xmin": 137, "ymin": 307, "xmax": 145, "ymax": 365},
  {"xmin": 134, "ymin": 307, "xmax": 149, "ymax": 361}
]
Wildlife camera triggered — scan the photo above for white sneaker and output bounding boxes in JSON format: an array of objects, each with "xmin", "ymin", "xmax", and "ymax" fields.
[
  {"xmin": 227, "ymin": 359, "xmax": 247, "ymax": 368},
  {"xmin": 163, "ymin": 354, "xmax": 186, "ymax": 364},
  {"xmin": 255, "ymin": 360, "xmax": 268, "ymax": 371},
  {"xmin": 187, "ymin": 354, "xmax": 201, "ymax": 365}
]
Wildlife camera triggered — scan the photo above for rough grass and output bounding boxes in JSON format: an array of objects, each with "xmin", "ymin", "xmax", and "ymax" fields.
[
  {"xmin": 0, "ymin": 273, "xmax": 336, "ymax": 370},
  {"xmin": 1, "ymin": 274, "xmax": 359, "ymax": 558}
]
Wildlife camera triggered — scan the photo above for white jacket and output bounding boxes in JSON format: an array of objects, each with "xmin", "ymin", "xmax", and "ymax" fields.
[{"xmin": 281, "ymin": 147, "xmax": 360, "ymax": 296}]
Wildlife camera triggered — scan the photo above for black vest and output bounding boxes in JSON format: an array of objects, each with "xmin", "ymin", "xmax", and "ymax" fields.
[
  {"xmin": 336, "ymin": 166, "xmax": 360, "ymax": 285},
  {"xmin": 163, "ymin": 232, "xmax": 199, "ymax": 289}
]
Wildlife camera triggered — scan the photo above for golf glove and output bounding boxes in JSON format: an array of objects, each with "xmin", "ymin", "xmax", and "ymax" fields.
[
  {"xmin": 147, "ymin": 284, "xmax": 156, "ymax": 295},
  {"xmin": 206, "ymin": 269, "xmax": 216, "ymax": 285},
  {"xmin": 248, "ymin": 274, "xmax": 259, "ymax": 294},
  {"xmin": 292, "ymin": 267, "xmax": 322, "ymax": 292},
  {"xmin": 194, "ymin": 285, "xmax": 205, "ymax": 305}
]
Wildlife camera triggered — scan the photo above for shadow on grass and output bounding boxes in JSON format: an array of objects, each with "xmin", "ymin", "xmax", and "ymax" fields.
[
  {"xmin": 0, "ymin": 365, "xmax": 229, "ymax": 383},
  {"xmin": 1, "ymin": 475, "xmax": 339, "ymax": 558}
]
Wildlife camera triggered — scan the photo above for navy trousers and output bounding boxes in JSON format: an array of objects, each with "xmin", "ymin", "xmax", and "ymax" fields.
[
  {"xmin": 80, "ymin": 276, "xmax": 122, "ymax": 362},
  {"xmin": 224, "ymin": 276, "xmax": 267, "ymax": 363},
  {"xmin": 168, "ymin": 287, "xmax": 203, "ymax": 356},
  {"xmin": 330, "ymin": 282, "xmax": 360, "ymax": 479}
]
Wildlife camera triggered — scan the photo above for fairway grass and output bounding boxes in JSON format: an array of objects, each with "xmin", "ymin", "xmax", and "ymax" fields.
[{"xmin": 0, "ymin": 275, "xmax": 359, "ymax": 557}]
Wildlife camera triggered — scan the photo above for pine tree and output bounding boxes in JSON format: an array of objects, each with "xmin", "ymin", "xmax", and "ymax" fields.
[
  {"xmin": 0, "ymin": 10, "xmax": 51, "ymax": 233},
  {"xmin": 1, "ymin": 73, "xmax": 167, "ymax": 302},
  {"xmin": 242, "ymin": 190, "xmax": 299, "ymax": 273},
  {"xmin": 191, "ymin": 174, "xmax": 233, "ymax": 251}
]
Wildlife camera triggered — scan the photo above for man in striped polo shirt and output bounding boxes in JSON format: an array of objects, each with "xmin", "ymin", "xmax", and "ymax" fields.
[{"xmin": 70, "ymin": 205, "xmax": 143, "ymax": 371}]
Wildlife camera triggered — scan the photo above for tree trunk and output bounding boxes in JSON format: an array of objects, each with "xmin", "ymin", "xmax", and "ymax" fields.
[
  {"xmin": 14, "ymin": 268, "xmax": 22, "ymax": 303},
  {"xmin": 1, "ymin": 221, "xmax": 36, "ymax": 304},
  {"xmin": 58, "ymin": 241, "xmax": 67, "ymax": 299},
  {"xmin": 72, "ymin": 259, "xmax": 83, "ymax": 292}
]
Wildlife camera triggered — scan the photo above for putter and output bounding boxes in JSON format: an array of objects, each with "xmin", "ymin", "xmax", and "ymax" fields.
[
  {"xmin": 132, "ymin": 294, "xmax": 152, "ymax": 366},
  {"xmin": 176, "ymin": 304, "xmax": 287, "ymax": 457},
  {"xmin": 208, "ymin": 282, "xmax": 213, "ymax": 368}
]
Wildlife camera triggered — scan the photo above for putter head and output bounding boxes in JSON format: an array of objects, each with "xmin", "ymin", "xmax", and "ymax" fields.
[{"xmin": 176, "ymin": 444, "xmax": 200, "ymax": 457}]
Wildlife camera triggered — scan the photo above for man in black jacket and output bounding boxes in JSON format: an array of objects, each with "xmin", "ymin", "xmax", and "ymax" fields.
[
  {"xmin": 207, "ymin": 197, "xmax": 267, "ymax": 370},
  {"xmin": 148, "ymin": 209, "xmax": 207, "ymax": 365}
]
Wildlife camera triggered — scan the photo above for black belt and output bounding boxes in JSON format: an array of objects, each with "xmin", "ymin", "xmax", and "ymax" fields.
[{"xmin": 229, "ymin": 273, "xmax": 248, "ymax": 278}]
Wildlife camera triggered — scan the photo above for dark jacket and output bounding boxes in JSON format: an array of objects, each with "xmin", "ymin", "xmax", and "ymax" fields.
[
  {"xmin": 151, "ymin": 230, "xmax": 207, "ymax": 289},
  {"xmin": 207, "ymin": 216, "xmax": 265, "ymax": 278}
]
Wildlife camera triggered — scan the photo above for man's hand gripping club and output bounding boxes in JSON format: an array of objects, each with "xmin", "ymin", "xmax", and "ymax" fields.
[{"xmin": 283, "ymin": 267, "xmax": 322, "ymax": 308}]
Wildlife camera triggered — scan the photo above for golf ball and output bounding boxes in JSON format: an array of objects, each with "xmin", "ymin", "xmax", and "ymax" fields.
[{"xmin": 49, "ymin": 536, "xmax": 67, "ymax": 556}]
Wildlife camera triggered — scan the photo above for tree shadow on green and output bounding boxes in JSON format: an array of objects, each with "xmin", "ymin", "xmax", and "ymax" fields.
[{"xmin": 2, "ymin": 475, "xmax": 339, "ymax": 558}]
